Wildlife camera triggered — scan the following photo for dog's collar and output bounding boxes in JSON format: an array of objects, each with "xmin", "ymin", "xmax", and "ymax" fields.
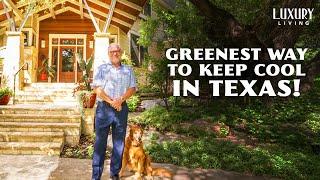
[{"xmin": 131, "ymin": 142, "xmax": 142, "ymax": 147}]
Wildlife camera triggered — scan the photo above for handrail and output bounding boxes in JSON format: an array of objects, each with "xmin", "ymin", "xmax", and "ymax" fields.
[{"xmin": 13, "ymin": 62, "xmax": 28, "ymax": 104}]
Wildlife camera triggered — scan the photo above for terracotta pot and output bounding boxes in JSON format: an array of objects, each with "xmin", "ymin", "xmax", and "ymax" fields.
[
  {"xmin": 83, "ymin": 93, "xmax": 97, "ymax": 108},
  {"xmin": 0, "ymin": 95, "xmax": 10, "ymax": 105},
  {"xmin": 40, "ymin": 72, "xmax": 47, "ymax": 81}
]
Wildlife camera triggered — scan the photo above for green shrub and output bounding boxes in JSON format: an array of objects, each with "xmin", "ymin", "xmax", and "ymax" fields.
[
  {"xmin": 150, "ymin": 132, "xmax": 159, "ymax": 141},
  {"xmin": 305, "ymin": 113, "xmax": 320, "ymax": 133},
  {"xmin": 137, "ymin": 85, "xmax": 160, "ymax": 94},
  {"xmin": 146, "ymin": 139, "xmax": 320, "ymax": 179},
  {"xmin": 127, "ymin": 95, "xmax": 140, "ymax": 112},
  {"xmin": 0, "ymin": 87, "xmax": 13, "ymax": 98},
  {"xmin": 172, "ymin": 125, "xmax": 216, "ymax": 138},
  {"xmin": 87, "ymin": 145, "xmax": 94, "ymax": 159},
  {"xmin": 131, "ymin": 106, "xmax": 200, "ymax": 131}
]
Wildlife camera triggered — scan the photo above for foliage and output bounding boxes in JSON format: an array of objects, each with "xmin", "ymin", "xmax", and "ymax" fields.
[
  {"xmin": 76, "ymin": 54, "xmax": 93, "ymax": 91},
  {"xmin": 17, "ymin": 0, "xmax": 55, "ymax": 13},
  {"xmin": 149, "ymin": 132, "xmax": 160, "ymax": 141},
  {"xmin": 60, "ymin": 135, "xmax": 107, "ymax": 159},
  {"xmin": 138, "ymin": 0, "xmax": 215, "ymax": 109},
  {"xmin": 305, "ymin": 113, "xmax": 320, "ymax": 134},
  {"xmin": 37, "ymin": 57, "xmax": 56, "ymax": 79},
  {"xmin": 146, "ymin": 139, "xmax": 320, "ymax": 179},
  {"xmin": 121, "ymin": 52, "xmax": 135, "ymax": 66},
  {"xmin": 136, "ymin": 85, "xmax": 160, "ymax": 94},
  {"xmin": 209, "ymin": 0, "xmax": 263, "ymax": 25},
  {"xmin": 87, "ymin": 145, "xmax": 94, "ymax": 159},
  {"xmin": 133, "ymin": 79, "xmax": 320, "ymax": 179},
  {"xmin": 0, "ymin": 87, "xmax": 13, "ymax": 98},
  {"xmin": 127, "ymin": 95, "xmax": 140, "ymax": 112},
  {"xmin": 131, "ymin": 105, "xmax": 201, "ymax": 131}
]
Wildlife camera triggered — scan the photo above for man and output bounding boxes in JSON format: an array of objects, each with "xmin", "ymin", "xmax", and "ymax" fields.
[{"xmin": 91, "ymin": 43, "xmax": 136, "ymax": 180}]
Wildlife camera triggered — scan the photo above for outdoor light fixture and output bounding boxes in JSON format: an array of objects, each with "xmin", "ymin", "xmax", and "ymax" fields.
[{"xmin": 41, "ymin": 40, "xmax": 45, "ymax": 48}]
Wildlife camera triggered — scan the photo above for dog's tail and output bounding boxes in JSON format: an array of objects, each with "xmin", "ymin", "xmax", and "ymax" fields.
[
  {"xmin": 146, "ymin": 155, "xmax": 173, "ymax": 178},
  {"xmin": 151, "ymin": 167, "xmax": 173, "ymax": 178}
]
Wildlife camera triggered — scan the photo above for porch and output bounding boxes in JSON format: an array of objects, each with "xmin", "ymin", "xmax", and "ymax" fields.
[
  {"xmin": 0, "ymin": 0, "xmax": 148, "ymax": 156},
  {"xmin": 0, "ymin": 0, "xmax": 148, "ymax": 88}
]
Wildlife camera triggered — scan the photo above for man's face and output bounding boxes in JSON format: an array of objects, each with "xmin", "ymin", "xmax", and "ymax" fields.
[{"xmin": 108, "ymin": 45, "xmax": 121, "ymax": 64}]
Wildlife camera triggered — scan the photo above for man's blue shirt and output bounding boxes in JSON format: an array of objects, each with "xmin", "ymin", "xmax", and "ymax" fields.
[{"xmin": 92, "ymin": 62, "xmax": 136, "ymax": 101}]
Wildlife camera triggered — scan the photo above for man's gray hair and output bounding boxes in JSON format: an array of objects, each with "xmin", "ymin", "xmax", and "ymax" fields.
[{"xmin": 108, "ymin": 43, "xmax": 121, "ymax": 52}]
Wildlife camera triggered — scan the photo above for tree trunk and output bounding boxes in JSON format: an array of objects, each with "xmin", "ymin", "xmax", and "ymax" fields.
[
  {"xmin": 188, "ymin": 0, "xmax": 319, "ymax": 94},
  {"xmin": 301, "ymin": 53, "xmax": 320, "ymax": 92}
]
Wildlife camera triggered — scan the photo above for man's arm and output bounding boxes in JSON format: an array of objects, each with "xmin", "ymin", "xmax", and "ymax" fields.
[
  {"xmin": 112, "ymin": 87, "xmax": 136, "ymax": 111},
  {"xmin": 120, "ymin": 87, "xmax": 136, "ymax": 102},
  {"xmin": 94, "ymin": 87, "xmax": 113, "ymax": 104}
]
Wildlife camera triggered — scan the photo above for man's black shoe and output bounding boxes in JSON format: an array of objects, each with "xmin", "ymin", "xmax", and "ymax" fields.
[{"xmin": 110, "ymin": 174, "xmax": 120, "ymax": 180}]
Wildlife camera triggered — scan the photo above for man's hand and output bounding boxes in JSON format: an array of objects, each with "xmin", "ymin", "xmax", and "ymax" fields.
[{"xmin": 110, "ymin": 98, "xmax": 123, "ymax": 111}]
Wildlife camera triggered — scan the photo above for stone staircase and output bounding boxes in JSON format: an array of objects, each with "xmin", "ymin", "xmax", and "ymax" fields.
[{"xmin": 0, "ymin": 83, "xmax": 81, "ymax": 156}]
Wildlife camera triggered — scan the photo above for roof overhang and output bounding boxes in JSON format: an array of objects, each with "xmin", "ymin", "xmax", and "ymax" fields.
[{"xmin": 0, "ymin": 0, "xmax": 148, "ymax": 33}]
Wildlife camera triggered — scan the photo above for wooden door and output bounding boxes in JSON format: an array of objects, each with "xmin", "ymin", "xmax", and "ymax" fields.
[{"xmin": 59, "ymin": 47, "xmax": 76, "ymax": 83}]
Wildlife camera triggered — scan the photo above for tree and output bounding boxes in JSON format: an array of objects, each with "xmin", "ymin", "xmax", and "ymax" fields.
[
  {"xmin": 188, "ymin": 0, "xmax": 320, "ymax": 91},
  {"xmin": 139, "ymin": 0, "xmax": 320, "ymax": 105}
]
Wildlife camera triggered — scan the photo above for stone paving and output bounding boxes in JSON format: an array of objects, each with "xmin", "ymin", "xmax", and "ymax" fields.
[{"xmin": 0, "ymin": 155, "xmax": 276, "ymax": 180}]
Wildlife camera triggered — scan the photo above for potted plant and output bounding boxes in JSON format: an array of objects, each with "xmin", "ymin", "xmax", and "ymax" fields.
[
  {"xmin": 74, "ymin": 54, "xmax": 96, "ymax": 108},
  {"xmin": 0, "ymin": 77, "xmax": 13, "ymax": 105},
  {"xmin": 37, "ymin": 56, "xmax": 56, "ymax": 81}
]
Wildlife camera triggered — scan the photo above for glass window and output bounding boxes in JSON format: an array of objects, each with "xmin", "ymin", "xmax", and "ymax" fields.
[
  {"xmin": 77, "ymin": 39, "xmax": 84, "ymax": 45},
  {"xmin": 61, "ymin": 39, "xmax": 76, "ymax": 45},
  {"xmin": 22, "ymin": 31, "xmax": 28, "ymax": 46},
  {"xmin": 130, "ymin": 33, "xmax": 148, "ymax": 66},
  {"xmin": 61, "ymin": 48, "xmax": 74, "ymax": 72},
  {"xmin": 76, "ymin": 47, "xmax": 84, "ymax": 72},
  {"xmin": 142, "ymin": 2, "xmax": 151, "ymax": 16},
  {"xmin": 52, "ymin": 38, "xmax": 59, "ymax": 45}
]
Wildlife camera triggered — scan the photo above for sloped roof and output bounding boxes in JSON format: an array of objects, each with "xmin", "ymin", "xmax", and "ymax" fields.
[{"xmin": 0, "ymin": 0, "xmax": 148, "ymax": 32}]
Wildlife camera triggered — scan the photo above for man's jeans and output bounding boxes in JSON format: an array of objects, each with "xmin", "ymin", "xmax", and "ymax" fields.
[{"xmin": 92, "ymin": 101, "xmax": 128, "ymax": 180}]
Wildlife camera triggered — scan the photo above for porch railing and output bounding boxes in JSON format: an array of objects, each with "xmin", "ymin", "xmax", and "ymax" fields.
[{"xmin": 13, "ymin": 62, "xmax": 28, "ymax": 104}]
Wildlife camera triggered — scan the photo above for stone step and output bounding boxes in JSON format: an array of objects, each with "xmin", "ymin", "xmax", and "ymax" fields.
[
  {"xmin": 15, "ymin": 96, "xmax": 76, "ymax": 101},
  {"xmin": 14, "ymin": 99, "xmax": 78, "ymax": 104},
  {"xmin": 0, "ymin": 141, "xmax": 63, "ymax": 156},
  {"xmin": 0, "ymin": 114, "xmax": 81, "ymax": 123},
  {"xmin": 0, "ymin": 131, "xmax": 64, "ymax": 143},
  {"xmin": 21, "ymin": 88, "xmax": 75, "ymax": 93},
  {"xmin": 0, "ymin": 122, "xmax": 80, "ymax": 146},
  {"xmin": 0, "ymin": 104, "xmax": 80, "ymax": 115},
  {"xmin": 25, "ymin": 83, "xmax": 77, "ymax": 89},
  {"xmin": 15, "ymin": 91, "xmax": 75, "ymax": 96},
  {"xmin": 15, "ymin": 93, "xmax": 75, "ymax": 97},
  {"xmin": 13, "ymin": 101, "xmax": 78, "ymax": 106},
  {"xmin": 15, "ymin": 96, "xmax": 77, "ymax": 103},
  {"xmin": 0, "ymin": 122, "xmax": 80, "ymax": 133}
]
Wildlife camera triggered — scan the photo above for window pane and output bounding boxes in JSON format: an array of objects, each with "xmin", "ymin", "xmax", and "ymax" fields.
[
  {"xmin": 77, "ymin": 39, "xmax": 84, "ymax": 45},
  {"xmin": 52, "ymin": 38, "xmax": 59, "ymax": 45},
  {"xmin": 61, "ymin": 39, "xmax": 76, "ymax": 45},
  {"xmin": 143, "ymin": 2, "xmax": 151, "ymax": 16},
  {"xmin": 77, "ymin": 47, "xmax": 84, "ymax": 72},
  {"xmin": 61, "ymin": 48, "xmax": 74, "ymax": 72},
  {"xmin": 130, "ymin": 34, "xmax": 139, "ymax": 66}
]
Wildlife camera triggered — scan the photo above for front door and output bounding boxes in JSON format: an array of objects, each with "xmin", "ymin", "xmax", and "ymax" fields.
[
  {"xmin": 59, "ymin": 47, "xmax": 76, "ymax": 83},
  {"xmin": 48, "ymin": 34, "xmax": 87, "ymax": 83}
]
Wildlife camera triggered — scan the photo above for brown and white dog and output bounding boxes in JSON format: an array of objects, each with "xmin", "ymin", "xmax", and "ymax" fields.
[{"xmin": 120, "ymin": 124, "xmax": 173, "ymax": 180}]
